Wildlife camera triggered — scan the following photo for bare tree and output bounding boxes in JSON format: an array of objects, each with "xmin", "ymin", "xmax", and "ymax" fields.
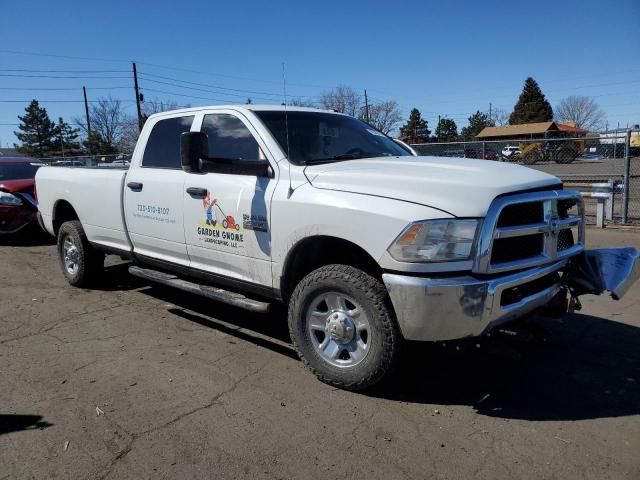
[
  {"xmin": 73, "ymin": 96, "xmax": 128, "ymax": 150},
  {"xmin": 320, "ymin": 85, "xmax": 362, "ymax": 117},
  {"xmin": 288, "ymin": 98, "xmax": 316, "ymax": 107},
  {"xmin": 367, "ymin": 101, "xmax": 402, "ymax": 134},
  {"xmin": 555, "ymin": 95, "xmax": 606, "ymax": 131},
  {"xmin": 142, "ymin": 99, "xmax": 184, "ymax": 117},
  {"xmin": 117, "ymin": 116, "xmax": 141, "ymax": 153},
  {"xmin": 490, "ymin": 107, "xmax": 510, "ymax": 126}
]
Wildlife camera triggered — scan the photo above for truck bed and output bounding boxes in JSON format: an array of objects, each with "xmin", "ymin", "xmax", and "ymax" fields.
[{"xmin": 36, "ymin": 166, "xmax": 131, "ymax": 252}]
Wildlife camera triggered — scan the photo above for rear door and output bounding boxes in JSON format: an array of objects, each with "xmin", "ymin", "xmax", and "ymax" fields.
[
  {"xmin": 183, "ymin": 110, "xmax": 277, "ymax": 286},
  {"xmin": 124, "ymin": 114, "xmax": 194, "ymax": 265}
]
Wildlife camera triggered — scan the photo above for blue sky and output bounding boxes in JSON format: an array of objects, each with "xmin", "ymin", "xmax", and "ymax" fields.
[{"xmin": 1, "ymin": 0, "xmax": 639, "ymax": 147}]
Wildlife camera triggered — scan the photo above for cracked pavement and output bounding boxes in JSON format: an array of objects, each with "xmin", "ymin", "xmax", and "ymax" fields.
[{"xmin": 1, "ymin": 228, "xmax": 640, "ymax": 479}]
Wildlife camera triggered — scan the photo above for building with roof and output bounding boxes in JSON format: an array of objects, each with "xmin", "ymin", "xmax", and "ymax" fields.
[{"xmin": 476, "ymin": 121, "xmax": 587, "ymax": 140}]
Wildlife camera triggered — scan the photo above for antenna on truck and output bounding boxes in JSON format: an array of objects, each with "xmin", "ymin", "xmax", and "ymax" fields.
[{"xmin": 282, "ymin": 62, "xmax": 293, "ymax": 198}]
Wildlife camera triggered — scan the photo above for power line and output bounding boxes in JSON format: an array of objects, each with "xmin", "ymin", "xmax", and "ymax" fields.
[
  {"xmin": 0, "ymin": 48, "xmax": 129, "ymax": 64},
  {"xmin": 140, "ymin": 87, "xmax": 250, "ymax": 105},
  {"xmin": 138, "ymin": 76, "xmax": 282, "ymax": 102},
  {"xmin": 0, "ymin": 68, "xmax": 128, "ymax": 73},
  {"xmin": 0, "ymin": 73, "xmax": 131, "ymax": 79},
  {"xmin": 0, "ymin": 86, "xmax": 131, "ymax": 91},
  {"xmin": 139, "ymin": 72, "xmax": 285, "ymax": 98},
  {"xmin": 0, "ymin": 99, "xmax": 135, "ymax": 103}
]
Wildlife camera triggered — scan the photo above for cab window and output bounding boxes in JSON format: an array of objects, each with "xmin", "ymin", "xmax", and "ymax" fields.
[
  {"xmin": 201, "ymin": 114, "xmax": 263, "ymax": 162},
  {"xmin": 142, "ymin": 116, "xmax": 194, "ymax": 169}
]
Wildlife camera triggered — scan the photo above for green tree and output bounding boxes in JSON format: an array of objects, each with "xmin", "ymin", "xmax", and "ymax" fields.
[
  {"xmin": 435, "ymin": 118, "xmax": 458, "ymax": 142},
  {"xmin": 460, "ymin": 110, "xmax": 494, "ymax": 140},
  {"xmin": 52, "ymin": 117, "xmax": 81, "ymax": 156},
  {"xmin": 400, "ymin": 108, "xmax": 430, "ymax": 143},
  {"xmin": 83, "ymin": 131, "xmax": 118, "ymax": 155},
  {"xmin": 509, "ymin": 77, "xmax": 553, "ymax": 125},
  {"xmin": 13, "ymin": 99, "xmax": 57, "ymax": 157}
]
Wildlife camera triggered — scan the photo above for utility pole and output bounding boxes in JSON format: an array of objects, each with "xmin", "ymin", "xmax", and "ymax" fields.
[
  {"xmin": 133, "ymin": 62, "xmax": 143, "ymax": 132},
  {"xmin": 364, "ymin": 90, "xmax": 370, "ymax": 123},
  {"xmin": 83, "ymin": 86, "xmax": 92, "ymax": 154},
  {"xmin": 489, "ymin": 103, "xmax": 492, "ymax": 124}
]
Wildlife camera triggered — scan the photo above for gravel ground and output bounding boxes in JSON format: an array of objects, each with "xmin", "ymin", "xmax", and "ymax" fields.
[{"xmin": 1, "ymin": 227, "xmax": 639, "ymax": 480}]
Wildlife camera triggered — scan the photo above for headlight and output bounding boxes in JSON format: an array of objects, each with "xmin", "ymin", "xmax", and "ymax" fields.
[
  {"xmin": 388, "ymin": 219, "xmax": 479, "ymax": 263},
  {"xmin": 0, "ymin": 191, "xmax": 23, "ymax": 206}
]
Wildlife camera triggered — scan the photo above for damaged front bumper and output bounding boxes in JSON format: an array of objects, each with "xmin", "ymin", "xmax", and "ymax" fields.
[{"xmin": 383, "ymin": 248, "xmax": 640, "ymax": 342}]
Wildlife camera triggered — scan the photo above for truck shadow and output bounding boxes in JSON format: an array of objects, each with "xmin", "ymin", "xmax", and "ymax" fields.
[
  {"xmin": 136, "ymin": 282, "xmax": 640, "ymax": 421},
  {"xmin": 376, "ymin": 313, "xmax": 640, "ymax": 421},
  {"xmin": 0, "ymin": 227, "xmax": 55, "ymax": 247},
  {"xmin": 0, "ymin": 414, "xmax": 53, "ymax": 435}
]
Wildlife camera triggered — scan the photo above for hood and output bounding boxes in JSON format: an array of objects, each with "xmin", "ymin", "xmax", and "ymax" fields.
[
  {"xmin": 304, "ymin": 156, "xmax": 560, "ymax": 217},
  {"xmin": 0, "ymin": 178, "xmax": 35, "ymax": 194}
]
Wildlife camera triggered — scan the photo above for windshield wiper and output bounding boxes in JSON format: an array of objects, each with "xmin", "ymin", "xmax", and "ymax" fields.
[{"xmin": 305, "ymin": 154, "xmax": 360, "ymax": 165}]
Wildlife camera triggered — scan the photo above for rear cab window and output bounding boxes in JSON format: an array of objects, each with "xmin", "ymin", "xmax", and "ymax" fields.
[{"xmin": 142, "ymin": 115, "xmax": 195, "ymax": 169}]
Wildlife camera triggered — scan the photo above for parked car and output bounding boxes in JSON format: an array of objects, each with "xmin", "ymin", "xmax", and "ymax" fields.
[
  {"xmin": 464, "ymin": 147, "xmax": 498, "ymax": 160},
  {"xmin": 0, "ymin": 157, "xmax": 43, "ymax": 234},
  {"xmin": 35, "ymin": 105, "xmax": 639, "ymax": 391},
  {"xmin": 501, "ymin": 145, "xmax": 520, "ymax": 158}
]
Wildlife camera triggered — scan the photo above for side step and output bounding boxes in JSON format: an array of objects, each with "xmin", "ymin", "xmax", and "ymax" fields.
[{"xmin": 128, "ymin": 266, "xmax": 271, "ymax": 313}]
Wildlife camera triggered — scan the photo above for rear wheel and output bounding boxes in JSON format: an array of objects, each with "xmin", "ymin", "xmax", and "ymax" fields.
[
  {"xmin": 288, "ymin": 264, "xmax": 403, "ymax": 391},
  {"xmin": 555, "ymin": 146, "xmax": 578, "ymax": 164},
  {"xmin": 521, "ymin": 150, "xmax": 541, "ymax": 165},
  {"xmin": 57, "ymin": 220, "xmax": 104, "ymax": 287}
]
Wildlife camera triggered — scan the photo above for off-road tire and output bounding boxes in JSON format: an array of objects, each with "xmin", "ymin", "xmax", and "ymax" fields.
[
  {"xmin": 57, "ymin": 220, "xmax": 104, "ymax": 287},
  {"xmin": 521, "ymin": 151, "xmax": 541, "ymax": 165},
  {"xmin": 288, "ymin": 264, "xmax": 403, "ymax": 391}
]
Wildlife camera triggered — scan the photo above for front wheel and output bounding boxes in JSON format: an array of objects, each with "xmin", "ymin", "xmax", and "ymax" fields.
[
  {"xmin": 288, "ymin": 264, "xmax": 403, "ymax": 391},
  {"xmin": 57, "ymin": 220, "xmax": 104, "ymax": 287}
]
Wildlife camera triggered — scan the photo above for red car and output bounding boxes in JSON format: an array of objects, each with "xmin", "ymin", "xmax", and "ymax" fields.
[{"xmin": 0, "ymin": 157, "xmax": 43, "ymax": 234}]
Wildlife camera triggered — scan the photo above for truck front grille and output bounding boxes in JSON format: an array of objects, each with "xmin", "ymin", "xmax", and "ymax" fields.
[{"xmin": 474, "ymin": 189, "xmax": 584, "ymax": 274}]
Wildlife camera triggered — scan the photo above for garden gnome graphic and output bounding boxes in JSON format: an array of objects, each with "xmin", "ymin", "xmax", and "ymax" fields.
[{"xmin": 203, "ymin": 192, "xmax": 217, "ymax": 226}]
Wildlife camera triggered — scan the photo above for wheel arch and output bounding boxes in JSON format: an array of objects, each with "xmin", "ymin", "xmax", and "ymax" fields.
[
  {"xmin": 280, "ymin": 235, "xmax": 382, "ymax": 302},
  {"xmin": 52, "ymin": 200, "xmax": 80, "ymax": 236}
]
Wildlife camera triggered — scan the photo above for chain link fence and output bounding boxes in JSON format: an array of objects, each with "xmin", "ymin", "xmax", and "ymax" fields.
[
  {"xmin": 412, "ymin": 131, "xmax": 639, "ymax": 226},
  {"xmin": 40, "ymin": 153, "xmax": 133, "ymax": 168}
]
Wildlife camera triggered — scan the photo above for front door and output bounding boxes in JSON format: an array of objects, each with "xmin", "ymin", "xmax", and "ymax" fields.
[
  {"xmin": 183, "ymin": 111, "xmax": 276, "ymax": 286},
  {"xmin": 124, "ymin": 114, "xmax": 194, "ymax": 265}
]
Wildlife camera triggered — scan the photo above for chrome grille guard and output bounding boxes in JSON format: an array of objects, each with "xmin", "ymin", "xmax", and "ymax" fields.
[{"xmin": 473, "ymin": 190, "xmax": 585, "ymax": 274}]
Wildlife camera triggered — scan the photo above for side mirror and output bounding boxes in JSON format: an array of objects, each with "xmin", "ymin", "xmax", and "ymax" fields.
[{"xmin": 180, "ymin": 131, "xmax": 208, "ymax": 173}]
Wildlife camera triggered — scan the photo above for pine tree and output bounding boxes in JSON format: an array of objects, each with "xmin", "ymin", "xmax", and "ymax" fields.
[
  {"xmin": 460, "ymin": 111, "xmax": 494, "ymax": 140},
  {"xmin": 509, "ymin": 77, "xmax": 553, "ymax": 125},
  {"xmin": 83, "ymin": 131, "xmax": 118, "ymax": 155},
  {"xmin": 435, "ymin": 118, "xmax": 458, "ymax": 142},
  {"xmin": 13, "ymin": 100, "xmax": 57, "ymax": 158},
  {"xmin": 53, "ymin": 117, "xmax": 81, "ymax": 156},
  {"xmin": 400, "ymin": 108, "xmax": 430, "ymax": 143}
]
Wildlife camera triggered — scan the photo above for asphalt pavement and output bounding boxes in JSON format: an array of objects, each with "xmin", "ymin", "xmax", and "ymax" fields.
[{"xmin": 1, "ymin": 228, "xmax": 639, "ymax": 479}]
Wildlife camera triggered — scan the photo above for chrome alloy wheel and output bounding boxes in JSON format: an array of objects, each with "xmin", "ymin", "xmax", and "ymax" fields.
[
  {"xmin": 306, "ymin": 291, "xmax": 371, "ymax": 368},
  {"xmin": 63, "ymin": 235, "xmax": 79, "ymax": 275}
]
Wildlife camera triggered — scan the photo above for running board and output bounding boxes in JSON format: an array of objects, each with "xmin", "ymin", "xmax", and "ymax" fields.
[{"xmin": 128, "ymin": 266, "xmax": 271, "ymax": 313}]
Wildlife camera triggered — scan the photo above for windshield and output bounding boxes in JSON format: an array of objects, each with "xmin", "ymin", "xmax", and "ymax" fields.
[
  {"xmin": 254, "ymin": 111, "xmax": 410, "ymax": 165},
  {"xmin": 0, "ymin": 162, "xmax": 42, "ymax": 181}
]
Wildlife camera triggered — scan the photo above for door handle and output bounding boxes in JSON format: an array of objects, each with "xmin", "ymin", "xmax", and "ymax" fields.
[
  {"xmin": 127, "ymin": 182, "xmax": 143, "ymax": 190},
  {"xmin": 186, "ymin": 187, "xmax": 208, "ymax": 197}
]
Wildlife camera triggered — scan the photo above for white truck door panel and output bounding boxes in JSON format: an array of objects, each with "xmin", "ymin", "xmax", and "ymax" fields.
[
  {"xmin": 183, "ymin": 112, "xmax": 275, "ymax": 285},
  {"xmin": 124, "ymin": 115, "xmax": 194, "ymax": 265}
]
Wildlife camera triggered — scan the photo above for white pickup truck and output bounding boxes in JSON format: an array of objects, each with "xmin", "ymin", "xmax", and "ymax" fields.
[{"xmin": 36, "ymin": 105, "xmax": 639, "ymax": 390}]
